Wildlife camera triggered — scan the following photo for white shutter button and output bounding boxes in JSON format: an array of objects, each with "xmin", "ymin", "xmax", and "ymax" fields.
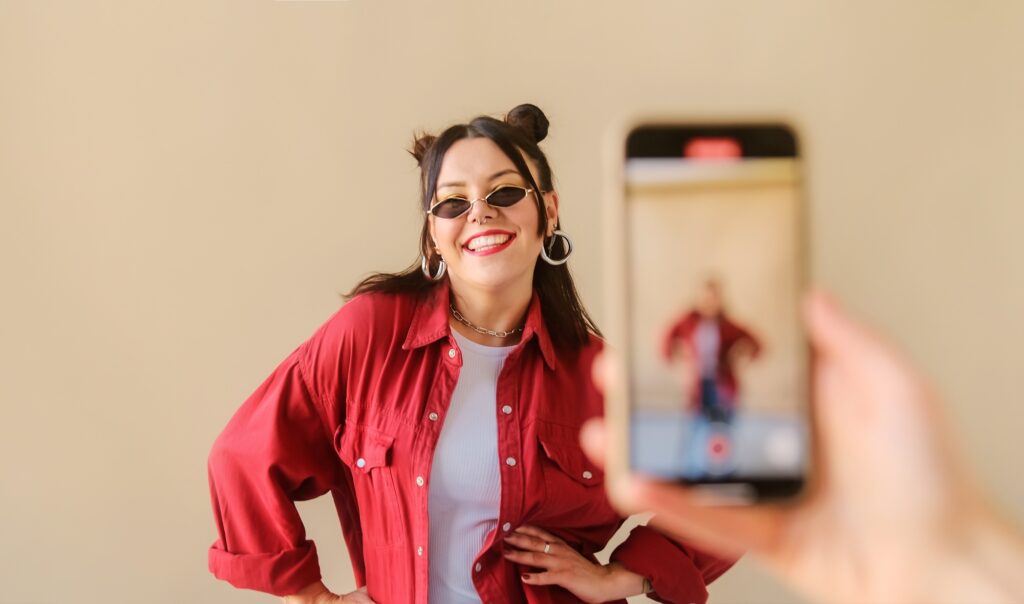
[
  {"xmin": 505, "ymin": 457, "xmax": 517, "ymax": 467},
  {"xmin": 582, "ymin": 470, "xmax": 593, "ymax": 480},
  {"xmin": 355, "ymin": 458, "xmax": 366, "ymax": 469},
  {"xmin": 501, "ymin": 405, "xmax": 512, "ymax": 415}
]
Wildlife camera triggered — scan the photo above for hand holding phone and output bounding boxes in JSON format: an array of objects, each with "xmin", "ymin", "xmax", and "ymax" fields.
[{"xmin": 583, "ymin": 292, "xmax": 1024, "ymax": 604}]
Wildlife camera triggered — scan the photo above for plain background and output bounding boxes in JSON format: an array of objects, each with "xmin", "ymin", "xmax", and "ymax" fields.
[{"xmin": 2, "ymin": 2, "xmax": 1022, "ymax": 603}]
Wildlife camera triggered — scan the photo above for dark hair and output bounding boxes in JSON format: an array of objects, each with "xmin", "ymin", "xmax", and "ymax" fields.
[{"xmin": 345, "ymin": 103, "xmax": 601, "ymax": 349}]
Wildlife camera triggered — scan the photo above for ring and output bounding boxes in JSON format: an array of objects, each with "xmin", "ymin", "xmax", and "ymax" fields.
[{"xmin": 543, "ymin": 543, "xmax": 551, "ymax": 554}]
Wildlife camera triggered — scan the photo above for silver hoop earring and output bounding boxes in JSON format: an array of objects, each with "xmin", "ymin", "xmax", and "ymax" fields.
[
  {"xmin": 421, "ymin": 254, "xmax": 446, "ymax": 281},
  {"xmin": 540, "ymin": 230, "xmax": 573, "ymax": 266}
]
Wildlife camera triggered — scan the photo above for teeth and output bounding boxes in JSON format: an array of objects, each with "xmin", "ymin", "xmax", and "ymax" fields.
[{"xmin": 467, "ymin": 234, "xmax": 511, "ymax": 251}]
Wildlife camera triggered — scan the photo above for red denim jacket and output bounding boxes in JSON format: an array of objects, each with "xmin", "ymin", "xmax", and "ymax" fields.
[{"xmin": 208, "ymin": 283, "xmax": 735, "ymax": 603}]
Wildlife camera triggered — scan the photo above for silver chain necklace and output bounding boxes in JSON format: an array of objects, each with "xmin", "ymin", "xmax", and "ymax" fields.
[{"xmin": 449, "ymin": 304, "xmax": 524, "ymax": 338}]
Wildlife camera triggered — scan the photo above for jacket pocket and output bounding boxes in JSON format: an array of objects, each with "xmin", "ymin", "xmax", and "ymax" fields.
[
  {"xmin": 336, "ymin": 423, "xmax": 395, "ymax": 472},
  {"xmin": 535, "ymin": 419, "xmax": 603, "ymax": 486},
  {"xmin": 538, "ymin": 437, "xmax": 604, "ymax": 487},
  {"xmin": 335, "ymin": 422, "xmax": 405, "ymax": 546},
  {"xmin": 533, "ymin": 419, "xmax": 617, "ymax": 536}
]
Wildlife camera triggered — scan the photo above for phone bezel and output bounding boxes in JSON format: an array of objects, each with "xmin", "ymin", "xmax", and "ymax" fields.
[{"xmin": 602, "ymin": 117, "xmax": 813, "ymax": 504}]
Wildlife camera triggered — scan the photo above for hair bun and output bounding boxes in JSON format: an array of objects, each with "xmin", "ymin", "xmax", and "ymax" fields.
[
  {"xmin": 505, "ymin": 104, "xmax": 549, "ymax": 144},
  {"xmin": 408, "ymin": 132, "xmax": 436, "ymax": 166}
]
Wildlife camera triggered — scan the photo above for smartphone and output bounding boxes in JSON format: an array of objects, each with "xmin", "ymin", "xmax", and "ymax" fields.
[{"xmin": 603, "ymin": 120, "xmax": 811, "ymax": 503}]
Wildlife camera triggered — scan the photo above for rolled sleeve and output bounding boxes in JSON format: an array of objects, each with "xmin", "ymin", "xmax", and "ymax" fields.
[
  {"xmin": 611, "ymin": 524, "xmax": 738, "ymax": 604},
  {"xmin": 208, "ymin": 539, "xmax": 322, "ymax": 596},
  {"xmin": 206, "ymin": 342, "xmax": 343, "ymax": 596}
]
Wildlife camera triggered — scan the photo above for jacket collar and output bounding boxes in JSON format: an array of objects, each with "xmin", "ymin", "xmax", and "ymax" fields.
[{"xmin": 402, "ymin": 281, "xmax": 558, "ymax": 370}]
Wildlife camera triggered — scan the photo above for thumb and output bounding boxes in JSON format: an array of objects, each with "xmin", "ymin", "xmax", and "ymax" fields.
[{"xmin": 803, "ymin": 290, "xmax": 869, "ymax": 359}]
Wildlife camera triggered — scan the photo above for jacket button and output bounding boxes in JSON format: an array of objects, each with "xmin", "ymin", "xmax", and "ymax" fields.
[
  {"xmin": 355, "ymin": 458, "xmax": 366, "ymax": 469},
  {"xmin": 474, "ymin": 562, "xmax": 482, "ymax": 572},
  {"xmin": 505, "ymin": 457, "xmax": 517, "ymax": 467},
  {"xmin": 417, "ymin": 546, "xmax": 424, "ymax": 556},
  {"xmin": 428, "ymin": 412, "xmax": 439, "ymax": 422},
  {"xmin": 448, "ymin": 348, "xmax": 457, "ymax": 359},
  {"xmin": 501, "ymin": 405, "xmax": 512, "ymax": 415},
  {"xmin": 502, "ymin": 522, "xmax": 511, "ymax": 532},
  {"xmin": 416, "ymin": 476, "xmax": 425, "ymax": 487},
  {"xmin": 582, "ymin": 470, "xmax": 593, "ymax": 480}
]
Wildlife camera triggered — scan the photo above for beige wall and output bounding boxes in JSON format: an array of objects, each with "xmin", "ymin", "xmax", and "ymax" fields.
[{"xmin": 1, "ymin": 2, "xmax": 1022, "ymax": 603}]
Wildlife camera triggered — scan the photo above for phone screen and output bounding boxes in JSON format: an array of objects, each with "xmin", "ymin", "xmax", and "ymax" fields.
[{"xmin": 624, "ymin": 124, "xmax": 808, "ymax": 499}]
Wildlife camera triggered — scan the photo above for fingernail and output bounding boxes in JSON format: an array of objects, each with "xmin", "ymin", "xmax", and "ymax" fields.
[{"xmin": 521, "ymin": 574, "xmax": 530, "ymax": 581}]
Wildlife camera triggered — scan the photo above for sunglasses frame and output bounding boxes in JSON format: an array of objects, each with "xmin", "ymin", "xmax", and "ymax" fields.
[{"xmin": 426, "ymin": 184, "xmax": 538, "ymax": 219}]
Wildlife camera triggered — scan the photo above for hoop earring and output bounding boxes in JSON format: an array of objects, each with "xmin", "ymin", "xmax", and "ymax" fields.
[
  {"xmin": 540, "ymin": 230, "xmax": 573, "ymax": 266},
  {"xmin": 421, "ymin": 253, "xmax": 446, "ymax": 281}
]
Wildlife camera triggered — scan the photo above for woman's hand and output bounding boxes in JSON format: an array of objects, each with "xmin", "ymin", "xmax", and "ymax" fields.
[
  {"xmin": 503, "ymin": 525, "xmax": 646, "ymax": 602},
  {"xmin": 283, "ymin": 581, "xmax": 377, "ymax": 604}
]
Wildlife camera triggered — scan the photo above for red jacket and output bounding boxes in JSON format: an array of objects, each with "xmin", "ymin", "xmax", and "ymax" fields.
[
  {"xmin": 661, "ymin": 311, "xmax": 761, "ymax": 407},
  {"xmin": 208, "ymin": 283, "xmax": 735, "ymax": 603}
]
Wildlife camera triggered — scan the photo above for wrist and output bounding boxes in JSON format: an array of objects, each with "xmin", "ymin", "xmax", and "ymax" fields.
[
  {"xmin": 923, "ymin": 511, "xmax": 1024, "ymax": 603},
  {"xmin": 603, "ymin": 562, "xmax": 649, "ymax": 598},
  {"xmin": 283, "ymin": 580, "xmax": 331, "ymax": 604}
]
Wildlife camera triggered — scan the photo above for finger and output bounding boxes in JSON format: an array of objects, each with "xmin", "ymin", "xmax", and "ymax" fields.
[
  {"xmin": 620, "ymin": 476, "xmax": 793, "ymax": 556},
  {"xmin": 521, "ymin": 570, "xmax": 565, "ymax": 586},
  {"xmin": 590, "ymin": 351, "xmax": 606, "ymax": 393},
  {"xmin": 804, "ymin": 290, "xmax": 895, "ymax": 367},
  {"xmin": 506, "ymin": 532, "xmax": 566, "ymax": 558},
  {"xmin": 504, "ymin": 531, "xmax": 546, "ymax": 552},
  {"xmin": 513, "ymin": 525, "xmax": 564, "ymax": 545},
  {"xmin": 579, "ymin": 418, "xmax": 606, "ymax": 468},
  {"xmin": 503, "ymin": 548, "xmax": 558, "ymax": 569}
]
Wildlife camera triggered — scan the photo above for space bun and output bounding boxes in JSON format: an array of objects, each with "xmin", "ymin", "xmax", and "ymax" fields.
[
  {"xmin": 408, "ymin": 132, "xmax": 437, "ymax": 166},
  {"xmin": 504, "ymin": 103, "xmax": 549, "ymax": 144}
]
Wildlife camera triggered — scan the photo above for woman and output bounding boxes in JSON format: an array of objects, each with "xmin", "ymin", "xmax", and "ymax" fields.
[
  {"xmin": 662, "ymin": 279, "xmax": 761, "ymax": 477},
  {"xmin": 661, "ymin": 278, "xmax": 761, "ymax": 424},
  {"xmin": 207, "ymin": 104, "xmax": 734, "ymax": 603}
]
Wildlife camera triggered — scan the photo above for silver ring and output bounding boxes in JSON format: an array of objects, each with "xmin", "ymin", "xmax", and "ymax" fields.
[{"xmin": 543, "ymin": 543, "xmax": 551, "ymax": 554}]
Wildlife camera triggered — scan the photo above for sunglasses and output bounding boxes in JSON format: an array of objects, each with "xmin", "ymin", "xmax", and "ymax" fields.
[{"xmin": 426, "ymin": 185, "xmax": 537, "ymax": 219}]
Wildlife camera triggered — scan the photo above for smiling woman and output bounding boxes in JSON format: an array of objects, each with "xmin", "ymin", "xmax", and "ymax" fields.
[{"xmin": 206, "ymin": 104, "xmax": 736, "ymax": 604}]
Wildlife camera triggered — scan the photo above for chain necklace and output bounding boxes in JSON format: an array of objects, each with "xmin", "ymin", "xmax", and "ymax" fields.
[{"xmin": 449, "ymin": 304, "xmax": 524, "ymax": 338}]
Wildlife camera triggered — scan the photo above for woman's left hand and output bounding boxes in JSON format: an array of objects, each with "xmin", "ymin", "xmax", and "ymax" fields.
[{"xmin": 503, "ymin": 525, "xmax": 646, "ymax": 602}]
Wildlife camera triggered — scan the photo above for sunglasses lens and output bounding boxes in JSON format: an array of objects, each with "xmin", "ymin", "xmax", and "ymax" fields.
[
  {"xmin": 432, "ymin": 198, "xmax": 470, "ymax": 218},
  {"xmin": 487, "ymin": 186, "xmax": 528, "ymax": 207}
]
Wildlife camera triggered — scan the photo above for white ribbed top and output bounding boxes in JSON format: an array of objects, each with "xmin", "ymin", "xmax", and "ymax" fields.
[{"xmin": 427, "ymin": 329, "xmax": 514, "ymax": 604}]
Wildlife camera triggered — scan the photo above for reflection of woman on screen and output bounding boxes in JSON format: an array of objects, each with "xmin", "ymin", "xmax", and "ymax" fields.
[
  {"xmin": 662, "ymin": 279, "xmax": 760, "ymax": 476},
  {"xmin": 661, "ymin": 279, "xmax": 761, "ymax": 422}
]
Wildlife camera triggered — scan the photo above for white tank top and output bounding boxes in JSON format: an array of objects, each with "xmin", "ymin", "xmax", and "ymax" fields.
[{"xmin": 427, "ymin": 329, "xmax": 514, "ymax": 604}]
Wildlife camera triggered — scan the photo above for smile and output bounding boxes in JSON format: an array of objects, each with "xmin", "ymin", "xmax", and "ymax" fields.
[{"xmin": 463, "ymin": 230, "xmax": 516, "ymax": 256}]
